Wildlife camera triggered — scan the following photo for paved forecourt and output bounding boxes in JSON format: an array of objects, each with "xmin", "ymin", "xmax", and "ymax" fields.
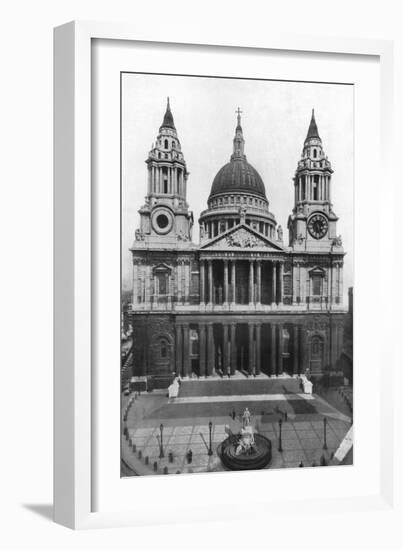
[{"xmin": 121, "ymin": 378, "xmax": 352, "ymax": 475}]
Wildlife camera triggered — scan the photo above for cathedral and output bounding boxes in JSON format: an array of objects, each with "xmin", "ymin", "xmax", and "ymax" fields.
[{"xmin": 129, "ymin": 99, "xmax": 346, "ymax": 387}]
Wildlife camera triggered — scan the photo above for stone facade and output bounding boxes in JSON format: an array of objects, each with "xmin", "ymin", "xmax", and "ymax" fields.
[{"xmin": 129, "ymin": 101, "xmax": 347, "ymax": 384}]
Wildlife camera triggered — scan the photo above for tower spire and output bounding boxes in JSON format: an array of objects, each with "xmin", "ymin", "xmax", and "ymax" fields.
[
  {"xmin": 305, "ymin": 108, "xmax": 320, "ymax": 142},
  {"xmin": 160, "ymin": 96, "xmax": 176, "ymax": 130}
]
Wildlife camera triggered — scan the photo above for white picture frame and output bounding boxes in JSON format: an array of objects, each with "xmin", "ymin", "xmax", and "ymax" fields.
[{"xmin": 54, "ymin": 21, "xmax": 395, "ymax": 530}]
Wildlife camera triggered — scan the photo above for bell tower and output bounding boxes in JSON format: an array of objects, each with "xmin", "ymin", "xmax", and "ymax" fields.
[
  {"xmin": 288, "ymin": 110, "xmax": 341, "ymax": 252},
  {"xmin": 135, "ymin": 98, "xmax": 194, "ymax": 249}
]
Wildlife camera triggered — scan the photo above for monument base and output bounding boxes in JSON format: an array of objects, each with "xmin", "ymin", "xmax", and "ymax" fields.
[{"xmin": 217, "ymin": 434, "xmax": 272, "ymax": 471}]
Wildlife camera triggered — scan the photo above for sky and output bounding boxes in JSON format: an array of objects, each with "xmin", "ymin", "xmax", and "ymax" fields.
[{"xmin": 122, "ymin": 73, "xmax": 354, "ymax": 302}]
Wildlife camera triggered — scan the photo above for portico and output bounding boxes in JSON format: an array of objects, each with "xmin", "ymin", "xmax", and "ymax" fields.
[{"xmin": 174, "ymin": 317, "xmax": 306, "ymax": 379}]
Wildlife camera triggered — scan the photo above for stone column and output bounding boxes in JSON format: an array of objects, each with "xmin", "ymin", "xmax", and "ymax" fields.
[
  {"xmin": 249, "ymin": 260, "xmax": 255, "ymax": 304},
  {"xmin": 339, "ymin": 264, "xmax": 343, "ymax": 304},
  {"xmin": 223, "ymin": 260, "xmax": 229, "ymax": 305},
  {"xmin": 208, "ymin": 260, "xmax": 213, "ymax": 306},
  {"xmin": 230, "ymin": 323, "xmax": 237, "ymax": 375},
  {"xmin": 184, "ymin": 259, "xmax": 190, "ymax": 306},
  {"xmin": 299, "ymin": 326, "xmax": 306, "ymax": 374},
  {"xmin": 132, "ymin": 262, "xmax": 138, "ymax": 307},
  {"xmin": 277, "ymin": 324, "xmax": 284, "ymax": 375},
  {"xmin": 272, "ymin": 262, "xmax": 277, "ymax": 305},
  {"xmin": 270, "ymin": 324, "xmax": 276, "ymax": 376},
  {"xmin": 256, "ymin": 323, "xmax": 261, "ymax": 375},
  {"xmin": 200, "ymin": 260, "xmax": 205, "ymax": 304},
  {"xmin": 183, "ymin": 325, "xmax": 190, "ymax": 377},
  {"xmin": 180, "ymin": 169, "xmax": 184, "ymax": 196},
  {"xmin": 207, "ymin": 323, "xmax": 214, "ymax": 376},
  {"xmin": 301, "ymin": 265, "xmax": 306, "ymax": 304},
  {"xmin": 332, "ymin": 264, "xmax": 338, "ymax": 305},
  {"xmin": 292, "ymin": 262, "xmax": 298, "ymax": 304},
  {"xmin": 248, "ymin": 323, "xmax": 255, "ymax": 375},
  {"xmin": 231, "ymin": 260, "xmax": 236, "ymax": 305},
  {"xmin": 328, "ymin": 176, "xmax": 331, "ymax": 203},
  {"xmin": 177, "ymin": 261, "xmax": 182, "ymax": 303},
  {"xmin": 331, "ymin": 323, "xmax": 338, "ymax": 368},
  {"xmin": 327, "ymin": 264, "xmax": 332, "ymax": 306},
  {"xmin": 145, "ymin": 265, "xmax": 152, "ymax": 306},
  {"xmin": 147, "ymin": 166, "xmax": 152, "ymax": 195},
  {"xmin": 279, "ymin": 262, "xmax": 284, "ymax": 305},
  {"xmin": 199, "ymin": 324, "xmax": 206, "ymax": 377},
  {"xmin": 256, "ymin": 260, "xmax": 262, "ymax": 306},
  {"xmin": 292, "ymin": 325, "xmax": 299, "ymax": 375},
  {"xmin": 176, "ymin": 324, "xmax": 183, "ymax": 376},
  {"xmin": 223, "ymin": 323, "xmax": 229, "ymax": 375}
]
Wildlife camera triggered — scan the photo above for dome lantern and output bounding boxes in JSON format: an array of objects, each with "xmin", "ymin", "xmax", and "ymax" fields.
[{"xmin": 208, "ymin": 109, "xmax": 267, "ymax": 201}]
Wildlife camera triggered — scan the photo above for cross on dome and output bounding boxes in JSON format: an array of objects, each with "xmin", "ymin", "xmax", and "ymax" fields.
[{"xmin": 235, "ymin": 107, "xmax": 243, "ymax": 128}]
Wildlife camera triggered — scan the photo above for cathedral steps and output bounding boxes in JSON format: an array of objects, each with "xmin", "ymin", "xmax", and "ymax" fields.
[{"xmin": 178, "ymin": 376, "xmax": 301, "ymax": 398}]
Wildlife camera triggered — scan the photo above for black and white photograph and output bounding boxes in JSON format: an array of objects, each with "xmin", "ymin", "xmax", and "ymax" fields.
[{"xmin": 121, "ymin": 72, "xmax": 354, "ymax": 476}]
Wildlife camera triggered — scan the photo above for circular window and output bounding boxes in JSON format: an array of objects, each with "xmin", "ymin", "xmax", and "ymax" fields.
[
  {"xmin": 151, "ymin": 208, "xmax": 173, "ymax": 235},
  {"xmin": 156, "ymin": 214, "xmax": 169, "ymax": 229}
]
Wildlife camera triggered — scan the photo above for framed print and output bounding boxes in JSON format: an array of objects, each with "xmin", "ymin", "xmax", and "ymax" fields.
[{"xmin": 54, "ymin": 21, "xmax": 394, "ymax": 529}]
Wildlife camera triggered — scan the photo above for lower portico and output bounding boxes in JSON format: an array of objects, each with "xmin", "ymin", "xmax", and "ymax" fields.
[
  {"xmin": 131, "ymin": 312, "xmax": 345, "ymax": 383},
  {"xmin": 173, "ymin": 314, "xmax": 337, "ymax": 379}
]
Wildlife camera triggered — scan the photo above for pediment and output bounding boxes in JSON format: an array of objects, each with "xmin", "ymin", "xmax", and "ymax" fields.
[
  {"xmin": 152, "ymin": 262, "xmax": 172, "ymax": 273},
  {"xmin": 200, "ymin": 224, "xmax": 285, "ymax": 252},
  {"xmin": 308, "ymin": 266, "xmax": 326, "ymax": 276}
]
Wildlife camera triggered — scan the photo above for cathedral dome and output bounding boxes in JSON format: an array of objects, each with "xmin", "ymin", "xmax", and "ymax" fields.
[{"xmin": 209, "ymin": 157, "xmax": 266, "ymax": 200}]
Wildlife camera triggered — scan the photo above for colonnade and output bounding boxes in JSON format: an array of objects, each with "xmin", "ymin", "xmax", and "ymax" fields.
[
  {"xmin": 175, "ymin": 321, "xmax": 303, "ymax": 378},
  {"xmin": 148, "ymin": 163, "xmax": 185, "ymax": 196},
  {"xmin": 295, "ymin": 173, "xmax": 330, "ymax": 202},
  {"xmin": 199, "ymin": 258, "xmax": 283, "ymax": 306}
]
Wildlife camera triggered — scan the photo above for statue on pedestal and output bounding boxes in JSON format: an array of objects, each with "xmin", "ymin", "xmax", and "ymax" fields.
[{"xmin": 235, "ymin": 408, "xmax": 255, "ymax": 455}]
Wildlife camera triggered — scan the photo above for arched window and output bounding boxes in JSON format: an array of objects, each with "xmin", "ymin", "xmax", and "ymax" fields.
[
  {"xmin": 164, "ymin": 139, "xmax": 168, "ymax": 149},
  {"xmin": 313, "ymin": 149, "xmax": 317, "ymax": 158}
]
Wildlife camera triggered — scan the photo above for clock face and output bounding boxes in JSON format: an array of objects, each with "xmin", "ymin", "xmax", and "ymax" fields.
[{"xmin": 308, "ymin": 214, "xmax": 328, "ymax": 239}]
